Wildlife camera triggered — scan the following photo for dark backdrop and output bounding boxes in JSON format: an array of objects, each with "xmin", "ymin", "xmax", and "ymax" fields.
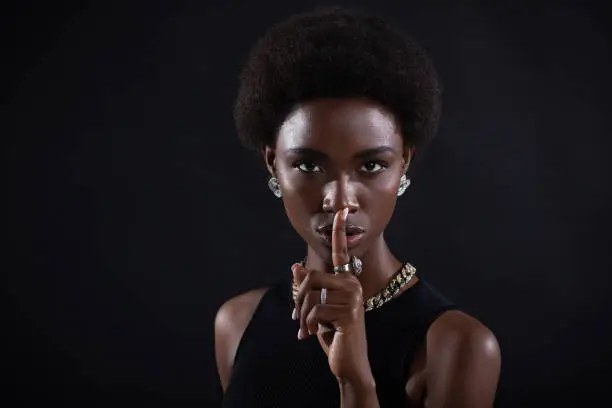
[{"xmin": 6, "ymin": 0, "xmax": 612, "ymax": 406}]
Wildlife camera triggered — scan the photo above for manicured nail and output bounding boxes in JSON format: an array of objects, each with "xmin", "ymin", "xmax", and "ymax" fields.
[
  {"xmin": 297, "ymin": 328, "xmax": 304, "ymax": 340},
  {"xmin": 342, "ymin": 207, "xmax": 349, "ymax": 221},
  {"xmin": 292, "ymin": 308, "xmax": 298, "ymax": 320}
]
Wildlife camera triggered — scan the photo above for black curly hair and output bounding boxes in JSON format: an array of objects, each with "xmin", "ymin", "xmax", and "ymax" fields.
[{"xmin": 233, "ymin": 6, "xmax": 442, "ymax": 152}]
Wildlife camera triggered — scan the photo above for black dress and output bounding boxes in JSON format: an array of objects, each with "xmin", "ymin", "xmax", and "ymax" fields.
[{"xmin": 222, "ymin": 276, "xmax": 457, "ymax": 407}]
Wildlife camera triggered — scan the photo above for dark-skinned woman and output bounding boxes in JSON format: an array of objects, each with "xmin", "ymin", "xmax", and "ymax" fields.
[{"xmin": 215, "ymin": 6, "xmax": 501, "ymax": 408}]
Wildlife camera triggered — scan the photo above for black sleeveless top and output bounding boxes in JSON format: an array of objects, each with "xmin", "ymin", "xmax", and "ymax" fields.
[{"xmin": 222, "ymin": 276, "xmax": 456, "ymax": 407}]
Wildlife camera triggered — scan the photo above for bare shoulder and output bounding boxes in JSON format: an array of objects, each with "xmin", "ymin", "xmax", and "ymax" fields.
[
  {"xmin": 214, "ymin": 287, "xmax": 270, "ymax": 392},
  {"xmin": 424, "ymin": 310, "xmax": 501, "ymax": 408},
  {"xmin": 427, "ymin": 310, "xmax": 500, "ymax": 356},
  {"xmin": 215, "ymin": 288, "xmax": 270, "ymax": 332}
]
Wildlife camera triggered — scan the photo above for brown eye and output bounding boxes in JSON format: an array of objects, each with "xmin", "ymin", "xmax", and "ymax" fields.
[{"xmin": 360, "ymin": 161, "xmax": 386, "ymax": 173}]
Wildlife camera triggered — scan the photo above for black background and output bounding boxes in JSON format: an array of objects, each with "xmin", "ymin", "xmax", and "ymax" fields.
[{"xmin": 6, "ymin": 0, "xmax": 612, "ymax": 406}]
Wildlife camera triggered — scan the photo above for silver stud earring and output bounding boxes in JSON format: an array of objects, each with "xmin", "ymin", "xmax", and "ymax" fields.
[
  {"xmin": 268, "ymin": 177, "xmax": 282, "ymax": 198},
  {"xmin": 397, "ymin": 174, "xmax": 411, "ymax": 196}
]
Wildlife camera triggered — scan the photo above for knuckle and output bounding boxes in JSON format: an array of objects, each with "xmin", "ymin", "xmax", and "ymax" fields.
[
  {"xmin": 356, "ymin": 284, "xmax": 364, "ymax": 298},
  {"xmin": 302, "ymin": 272, "xmax": 312, "ymax": 285},
  {"xmin": 306, "ymin": 305, "xmax": 319, "ymax": 326},
  {"xmin": 311, "ymin": 304, "xmax": 321, "ymax": 316},
  {"xmin": 305, "ymin": 270, "xmax": 318, "ymax": 284},
  {"xmin": 348, "ymin": 279, "xmax": 362, "ymax": 292},
  {"xmin": 350, "ymin": 306, "xmax": 360, "ymax": 320},
  {"xmin": 298, "ymin": 277, "xmax": 312, "ymax": 297},
  {"xmin": 305, "ymin": 311, "xmax": 313, "ymax": 325}
]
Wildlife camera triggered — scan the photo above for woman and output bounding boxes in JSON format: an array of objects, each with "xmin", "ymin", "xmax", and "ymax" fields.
[{"xmin": 215, "ymin": 6, "xmax": 501, "ymax": 408}]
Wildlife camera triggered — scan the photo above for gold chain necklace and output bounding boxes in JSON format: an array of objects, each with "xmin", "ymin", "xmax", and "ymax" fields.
[{"xmin": 292, "ymin": 261, "xmax": 416, "ymax": 312}]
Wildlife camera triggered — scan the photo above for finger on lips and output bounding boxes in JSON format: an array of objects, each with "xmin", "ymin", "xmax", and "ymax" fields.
[
  {"xmin": 332, "ymin": 208, "xmax": 350, "ymax": 268},
  {"xmin": 293, "ymin": 207, "xmax": 355, "ymax": 339}
]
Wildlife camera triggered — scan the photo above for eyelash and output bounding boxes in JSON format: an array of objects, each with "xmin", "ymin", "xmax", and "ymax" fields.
[{"xmin": 293, "ymin": 160, "xmax": 388, "ymax": 174}]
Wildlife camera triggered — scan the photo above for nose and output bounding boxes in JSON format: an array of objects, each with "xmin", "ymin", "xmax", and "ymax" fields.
[{"xmin": 322, "ymin": 176, "xmax": 360, "ymax": 214}]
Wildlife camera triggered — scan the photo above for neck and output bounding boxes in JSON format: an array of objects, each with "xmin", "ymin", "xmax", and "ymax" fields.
[{"xmin": 304, "ymin": 234, "xmax": 403, "ymax": 299}]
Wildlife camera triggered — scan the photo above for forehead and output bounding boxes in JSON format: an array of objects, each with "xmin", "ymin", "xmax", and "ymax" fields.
[{"xmin": 276, "ymin": 98, "xmax": 402, "ymax": 152}]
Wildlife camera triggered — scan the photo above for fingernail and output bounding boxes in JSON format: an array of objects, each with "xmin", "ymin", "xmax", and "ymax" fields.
[
  {"xmin": 342, "ymin": 207, "xmax": 349, "ymax": 221},
  {"xmin": 297, "ymin": 328, "xmax": 304, "ymax": 340},
  {"xmin": 292, "ymin": 308, "xmax": 297, "ymax": 320},
  {"xmin": 291, "ymin": 263, "xmax": 300, "ymax": 273}
]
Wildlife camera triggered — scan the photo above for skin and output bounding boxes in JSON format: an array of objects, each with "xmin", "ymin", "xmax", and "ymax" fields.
[{"xmin": 215, "ymin": 98, "xmax": 501, "ymax": 407}]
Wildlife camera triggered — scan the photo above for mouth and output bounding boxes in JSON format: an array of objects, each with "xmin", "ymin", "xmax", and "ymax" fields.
[{"xmin": 315, "ymin": 224, "xmax": 366, "ymax": 248}]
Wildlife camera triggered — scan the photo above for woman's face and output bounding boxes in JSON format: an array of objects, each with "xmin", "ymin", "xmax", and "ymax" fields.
[{"xmin": 265, "ymin": 98, "xmax": 413, "ymax": 263}]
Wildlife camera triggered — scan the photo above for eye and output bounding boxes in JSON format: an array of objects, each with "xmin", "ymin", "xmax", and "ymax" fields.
[
  {"xmin": 294, "ymin": 160, "xmax": 322, "ymax": 173},
  {"xmin": 360, "ymin": 161, "xmax": 386, "ymax": 173}
]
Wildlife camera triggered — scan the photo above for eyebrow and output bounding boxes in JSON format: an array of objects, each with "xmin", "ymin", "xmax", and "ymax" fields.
[{"xmin": 285, "ymin": 146, "xmax": 397, "ymax": 160}]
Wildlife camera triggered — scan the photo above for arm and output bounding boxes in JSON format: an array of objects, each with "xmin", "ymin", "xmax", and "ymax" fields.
[
  {"xmin": 423, "ymin": 311, "xmax": 501, "ymax": 408},
  {"xmin": 214, "ymin": 288, "xmax": 268, "ymax": 392},
  {"xmin": 339, "ymin": 377, "xmax": 380, "ymax": 408}
]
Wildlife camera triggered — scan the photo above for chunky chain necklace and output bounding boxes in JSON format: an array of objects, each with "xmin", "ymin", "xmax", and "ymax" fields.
[{"xmin": 292, "ymin": 261, "xmax": 416, "ymax": 312}]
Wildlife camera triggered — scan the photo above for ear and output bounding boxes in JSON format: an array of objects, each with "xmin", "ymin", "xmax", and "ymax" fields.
[
  {"xmin": 402, "ymin": 145, "xmax": 415, "ymax": 174},
  {"xmin": 262, "ymin": 146, "xmax": 277, "ymax": 177}
]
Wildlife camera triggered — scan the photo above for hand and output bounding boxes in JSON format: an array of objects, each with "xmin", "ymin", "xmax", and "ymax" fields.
[{"xmin": 293, "ymin": 208, "xmax": 374, "ymax": 386}]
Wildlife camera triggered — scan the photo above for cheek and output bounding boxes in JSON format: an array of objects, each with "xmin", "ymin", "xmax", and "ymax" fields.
[
  {"xmin": 372, "ymin": 175, "xmax": 400, "ymax": 194},
  {"xmin": 277, "ymin": 166, "xmax": 321, "ymax": 203},
  {"xmin": 277, "ymin": 172, "xmax": 321, "ymax": 230},
  {"xmin": 362, "ymin": 177, "xmax": 400, "ymax": 227}
]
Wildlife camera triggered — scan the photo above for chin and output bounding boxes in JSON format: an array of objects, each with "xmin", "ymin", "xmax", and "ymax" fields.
[{"xmin": 316, "ymin": 239, "xmax": 371, "ymax": 263}]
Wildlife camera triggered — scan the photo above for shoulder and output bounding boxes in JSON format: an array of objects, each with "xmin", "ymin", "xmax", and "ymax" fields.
[
  {"xmin": 424, "ymin": 310, "xmax": 501, "ymax": 407},
  {"xmin": 427, "ymin": 310, "xmax": 499, "ymax": 354},
  {"xmin": 214, "ymin": 287, "xmax": 270, "ymax": 392},
  {"xmin": 215, "ymin": 288, "xmax": 270, "ymax": 332}
]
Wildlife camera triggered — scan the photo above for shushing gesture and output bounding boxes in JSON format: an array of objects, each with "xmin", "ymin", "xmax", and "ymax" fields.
[{"xmin": 293, "ymin": 207, "xmax": 374, "ymax": 386}]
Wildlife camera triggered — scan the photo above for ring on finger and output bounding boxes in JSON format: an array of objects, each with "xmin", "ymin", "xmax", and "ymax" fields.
[
  {"xmin": 333, "ymin": 263, "xmax": 352, "ymax": 274},
  {"xmin": 320, "ymin": 288, "xmax": 327, "ymax": 305},
  {"xmin": 332, "ymin": 255, "xmax": 363, "ymax": 276}
]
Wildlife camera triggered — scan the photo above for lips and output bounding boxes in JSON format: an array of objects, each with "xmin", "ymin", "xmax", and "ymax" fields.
[
  {"xmin": 315, "ymin": 224, "xmax": 366, "ymax": 248},
  {"xmin": 316, "ymin": 224, "xmax": 365, "ymax": 235}
]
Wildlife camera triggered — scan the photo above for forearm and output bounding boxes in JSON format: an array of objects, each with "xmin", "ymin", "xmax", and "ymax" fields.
[{"xmin": 338, "ymin": 377, "xmax": 380, "ymax": 408}]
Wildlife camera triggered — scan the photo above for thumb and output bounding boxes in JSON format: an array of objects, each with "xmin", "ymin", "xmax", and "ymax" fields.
[{"xmin": 291, "ymin": 263, "xmax": 307, "ymax": 285}]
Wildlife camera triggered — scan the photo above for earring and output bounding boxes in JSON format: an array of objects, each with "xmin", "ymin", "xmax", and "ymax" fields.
[
  {"xmin": 268, "ymin": 177, "xmax": 282, "ymax": 198},
  {"xmin": 397, "ymin": 174, "xmax": 411, "ymax": 196}
]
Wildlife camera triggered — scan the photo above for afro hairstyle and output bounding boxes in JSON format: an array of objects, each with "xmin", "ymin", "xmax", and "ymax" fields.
[{"xmin": 233, "ymin": 6, "xmax": 443, "ymax": 152}]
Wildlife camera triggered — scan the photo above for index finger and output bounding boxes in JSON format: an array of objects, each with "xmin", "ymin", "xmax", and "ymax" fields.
[{"xmin": 332, "ymin": 207, "xmax": 350, "ymax": 269}]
